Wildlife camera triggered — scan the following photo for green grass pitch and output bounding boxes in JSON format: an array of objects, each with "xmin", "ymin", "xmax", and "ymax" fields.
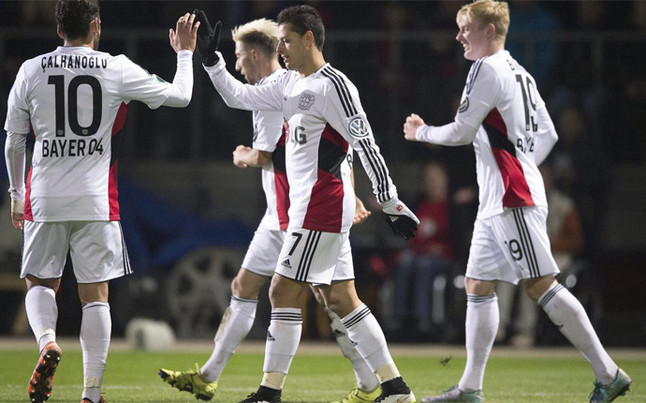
[{"xmin": 1, "ymin": 339, "xmax": 644, "ymax": 402}]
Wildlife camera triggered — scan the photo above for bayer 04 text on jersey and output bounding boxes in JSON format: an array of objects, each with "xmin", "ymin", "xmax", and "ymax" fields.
[{"xmin": 41, "ymin": 137, "xmax": 104, "ymax": 158}]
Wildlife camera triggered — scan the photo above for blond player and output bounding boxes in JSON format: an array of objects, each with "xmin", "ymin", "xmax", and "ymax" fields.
[{"xmin": 403, "ymin": 1, "xmax": 631, "ymax": 402}]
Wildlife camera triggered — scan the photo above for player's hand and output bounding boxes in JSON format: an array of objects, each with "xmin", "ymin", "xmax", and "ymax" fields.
[
  {"xmin": 10, "ymin": 198, "xmax": 24, "ymax": 230},
  {"xmin": 353, "ymin": 196, "xmax": 371, "ymax": 225},
  {"xmin": 403, "ymin": 113, "xmax": 425, "ymax": 141},
  {"xmin": 169, "ymin": 12, "xmax": 199, "ymax": 53},
  {"xmin": 193, "ymin": 9, "xmax": 222, "ymax": 66},
  {"xmin": 233, "ymin": 145, "xmax": 250, "ymax": 168},
  {"xmin": 381, "ymin": 197, "xmax": 419, "ymax": 240}
]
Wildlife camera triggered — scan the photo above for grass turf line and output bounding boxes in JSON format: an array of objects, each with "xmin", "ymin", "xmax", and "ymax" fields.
[{"xmin": 1, "ymin": 345, "xmax": 644, "ymax": 402}]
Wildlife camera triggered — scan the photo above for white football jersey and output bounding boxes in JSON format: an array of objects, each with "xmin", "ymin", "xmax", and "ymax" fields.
[
  {"xmin": 4, "ymin": 46, "xmax": 193, "ymax": 222},
  {"xmin": 205, "ymin": 59, "xmax": 397, "ymax": 233},
  {"xmin": 253, "ymin": 69, "xmax": 289, "ymax": 231},
  {"xmin": 416, "ymin": 50, "xmax": 558, "ymax": 219}
]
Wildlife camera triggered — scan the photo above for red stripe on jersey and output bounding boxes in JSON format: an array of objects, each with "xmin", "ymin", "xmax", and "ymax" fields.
[
  {"xmin": 303, "ymin": 168, "xmax": 344, "ymax": 232},
  {"xmin": 112, "ymin": 102, "xmax": 128, "ymax": 136},
  {"xmin": 275, "ymin": 124, "xmax": 290, "ymax": 230},
  {"xmin": 485, "ymin": 108, "xmax": 535, "ymax": 208},
  {"xmin": 24, "ymin": 167, "xmax": 33, "ymax": 221},
  {"xmin": 303, "ymin": 125, "xmax": 347, "ymax": 232},
  {"xmin": 321, "ymin": 123, "xmax": 349, "ymax": 151},
  {"xmin": 108, "ymin": 102, "xmax": 128, "ymax": 220},
  {"xmin": 24, "ymin": 125, "xmax": 36, "ymax": 221}
]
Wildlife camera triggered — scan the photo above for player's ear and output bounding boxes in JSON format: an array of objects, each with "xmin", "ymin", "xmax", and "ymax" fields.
[
  {"xmin": 56, "ymin": 24, "xmax": 64, "ymax": 40},
  {"xmin": 304, "ymin": 30, "xmax": 315, "ymax": 49},
  {"xmin": 90, "ymin": 17, "xmax": 101, "ymax": 35},
  {"xmin": 486, "ymin": 23, "xmax": 496, "ymax": 40}
]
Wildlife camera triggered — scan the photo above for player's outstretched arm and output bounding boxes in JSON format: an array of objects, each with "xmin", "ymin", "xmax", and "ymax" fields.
[
  {"xmin": 403, "ymin": 113, "xmax": 425, "ymax": 141},
  {"xmin": 169, "ymin": 12, "xmax": 199, "ymax": 53}
]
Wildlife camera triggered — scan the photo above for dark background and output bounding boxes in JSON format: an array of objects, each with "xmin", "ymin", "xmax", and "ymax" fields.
[{"xmin": 1, "ymin": 1, "xmax": 645, "ymax": 346}]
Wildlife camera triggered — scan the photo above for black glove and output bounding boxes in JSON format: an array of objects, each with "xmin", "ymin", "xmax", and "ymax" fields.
[
  {"xmin": 193, "ymin": 9, "xmax": 222, "ymax": 66},
  {"xmin": 381, "ymin": 197, "xmax": 420, "ymax": 240}
]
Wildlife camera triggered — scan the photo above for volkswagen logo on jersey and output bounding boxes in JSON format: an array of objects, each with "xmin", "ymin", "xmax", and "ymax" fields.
[
  {"xmin": 298, "ymin": 92, "xmax": 316, "ymax": 111},
  {"xmin": 348, "ymin": 116, "xmax": 369, "ymax": 138},
  {"xmin": 458, "ymin": 97, "xmax": 470, "ymax": 113}
]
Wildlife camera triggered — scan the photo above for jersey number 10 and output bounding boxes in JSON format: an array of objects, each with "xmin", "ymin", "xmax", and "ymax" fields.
[{"xmin": 48, "ymin": 75, "xmax": 102, "ymax": 137}]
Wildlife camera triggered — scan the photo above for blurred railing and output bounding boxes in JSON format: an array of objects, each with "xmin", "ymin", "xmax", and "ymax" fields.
[{"xmin": 2, "ymin": 27, "xmax": 645, "ymax": 164}]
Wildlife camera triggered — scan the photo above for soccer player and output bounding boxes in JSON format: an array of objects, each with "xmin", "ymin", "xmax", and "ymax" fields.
[
  {"xmin": 402, "ymin": 1, "xmax": 631, "ymax": 402},
  {"xmin": 193, "ymin": 5, "xmax": 419, "ymax": 403},
  {"xmin": 157, "ymin": 17, "xmax": 381, "ymax": 403},
  {"xmin": 3, "ymin": 1, "xmax": 199, "ymax": 402}
]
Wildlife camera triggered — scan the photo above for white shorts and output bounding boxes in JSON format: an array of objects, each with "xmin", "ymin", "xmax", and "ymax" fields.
[
  {"xmin": 466, "ymin": 207, "xmax": 559, "ymax": 285},
  {"xmin": 275, "ymin": 229, "xmax": 354, "ymax": 285},
  {"xmin": 22, "ymin": 220, "xmax": 133, "ymax": 283},
  {"xmin": 241, "ymin": 221, "xmax": 285, "ymax": 277}
]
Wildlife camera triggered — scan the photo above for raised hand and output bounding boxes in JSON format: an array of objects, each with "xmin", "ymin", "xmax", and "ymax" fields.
[
  {"xmin": 193, "ymin": 9, "xmax": 222, "ymax": 66},
  {"xmin": 169, "ymin": 12, "xmax": 199, "ymax": 53}
]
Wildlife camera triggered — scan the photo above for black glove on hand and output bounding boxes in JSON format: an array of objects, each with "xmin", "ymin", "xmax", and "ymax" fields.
[
  {"xmin": 193, "ymin": 9, "xmax": 222, "ymax": 66},
  {"xmin": 381, "ymin": 198, "xmax": 420, "ymax": 240},
  {"xmin": 384, "ymin": 214, "xmax": 418, "ymax": 240}
]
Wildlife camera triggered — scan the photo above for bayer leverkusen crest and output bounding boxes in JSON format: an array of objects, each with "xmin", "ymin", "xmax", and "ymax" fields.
[{"xmin": 298, "ymin": 92, "xmax": 315, "ymax": 111}]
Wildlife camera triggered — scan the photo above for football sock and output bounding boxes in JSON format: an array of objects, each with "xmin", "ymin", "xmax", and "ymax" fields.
[
  {"xmin": 261, "ymin": 308, "xmax": 302, "ymax": 389},
  {"xmin": 459, "ymin": 294, "xmax": 498, "ymax": 392},
  {"xmin": 539, "ymin": 284, "xmax": 618, "ymax": 384},
  {"xmin": 342, "ymin": 304, "xmax": 399, "ymax": 383},
  {"xmin": 201, "ymin": 296, "xmax": 258, "ymax": 382},
  {"xmin": 80, "ymin": 302, "xmax": 111, "ymax": 403},
  {"xmin": 326, "ymin": 307, "xmax": 379, "ymax": 392},
  {"xmin": 25, "ymin": 285, "xmax": 58, "ymax": 351}
]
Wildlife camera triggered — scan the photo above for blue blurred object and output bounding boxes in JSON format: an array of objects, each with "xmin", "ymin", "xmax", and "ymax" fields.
[{"xmin": 118, "ymin": 178, "xmax": 253, "ymax": 272}]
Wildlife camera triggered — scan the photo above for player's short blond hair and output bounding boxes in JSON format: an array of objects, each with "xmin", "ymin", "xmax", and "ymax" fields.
[
  {"xmin": 457, "ymin": 0, "xmax": 509, "ymax": 42},
  {"xmin": 231, "ymin": 18, "xmax": 279, "ymax": 57}
]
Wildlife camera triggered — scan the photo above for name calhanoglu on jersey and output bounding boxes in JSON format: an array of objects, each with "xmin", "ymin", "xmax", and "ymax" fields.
[{"xmin": 41, "ymin": 54, "xmax": 108, "ymax": 73}]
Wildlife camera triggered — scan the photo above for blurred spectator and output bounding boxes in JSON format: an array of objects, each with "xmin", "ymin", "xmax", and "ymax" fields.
[
  {"xmin": 506, "ymin": 0, "xmax": 560, "ymax": 87},
  {"xmin": 497, "ymin": 164, "xmax": 585, "ymax": 348},
  {"xmin": 19, "ymin": 1, "xmax": 56, "ymax": 27},
  {"xmin": 389, "ymin": 161, "xmax": 456, "ymax": 339},
  {"xmin": 548, "ymin": 105, "xmax": 610, "ymax": 261},
  {"xmin": 596, "ymin": 0, "xmax": 646, "ymax": 164}
]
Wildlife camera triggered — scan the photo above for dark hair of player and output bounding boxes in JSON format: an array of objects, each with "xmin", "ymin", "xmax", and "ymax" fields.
[
  {"xmin": 55, "ymin": 0, "xmax": 100, "ymax": 41},
  {"xmin": 277, "ymin": 5, "xmax": 325, "ymax": 51}
]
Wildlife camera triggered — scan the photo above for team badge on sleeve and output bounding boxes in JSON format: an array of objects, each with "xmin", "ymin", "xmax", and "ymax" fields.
[
  {"xmin": 458, "ymin": 97, "xmax": 470, "ymax": 113},
  {"xmin": 348, "ymin": 116, "xmax": 369, "ymax": 138},
  {"xmin": 298, "ymin": 92, "xmax": 315, "ymax": 111}
]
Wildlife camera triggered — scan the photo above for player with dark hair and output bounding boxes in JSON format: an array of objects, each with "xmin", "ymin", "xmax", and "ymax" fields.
[
  {"xmin": 193, "ymin": 5, "xmax": 419, "ymax": 403},
  {"xmin": 157, "ymin": 17, "xmax": 380, "ymax": 403},
  {"xmin": 402, "ymin": 1, "xmax": 631, "ymax": 402},
  {"xmin": 4, "ymin": 1, "xmax": 198, "ymax": 402}
]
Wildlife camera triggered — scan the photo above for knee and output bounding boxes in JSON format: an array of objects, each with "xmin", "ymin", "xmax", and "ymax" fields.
[
  {"xmin": 230, "ymin": 275, "xmax": 249, "ymax": 298},
  {"xmin": 464, "ymin": 277, "xmax": 495, "ymax": 295},
  {"xmin": 268, "ymin": 277, "xmax": 303, "ymax": 308},
  {"xmin": 524, "ymin": 276, "xmax": 557, "ymax": 301}
]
